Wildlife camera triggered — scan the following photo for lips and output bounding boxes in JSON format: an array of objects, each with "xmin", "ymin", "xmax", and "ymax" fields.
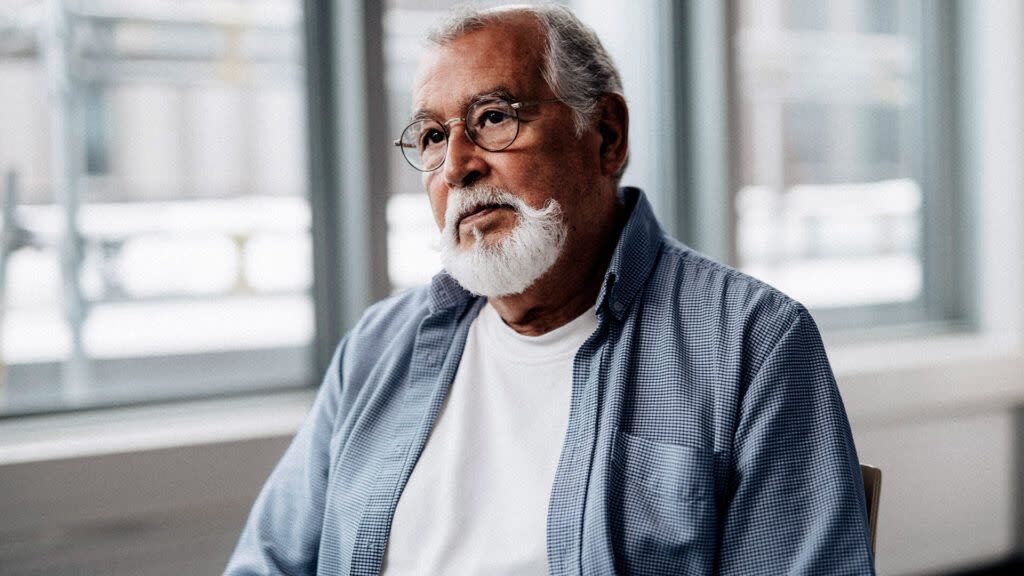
[{"xmin": 457, "ymin": 203, "xmax": 509, "ymax": 228}]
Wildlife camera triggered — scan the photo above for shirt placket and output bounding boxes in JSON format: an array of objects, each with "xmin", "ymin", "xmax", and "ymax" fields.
[
  {"xmin": 350, "ymin": 306, "xmax": 473, "ymax": 576},
  {"xmin": 547, "ymin": 322, "xmax": 608, "ymax": 576}
]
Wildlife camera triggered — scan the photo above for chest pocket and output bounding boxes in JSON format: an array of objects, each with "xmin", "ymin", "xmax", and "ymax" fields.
[{"xmin": 608, "ymin": 430, "xmax": 717, "ymax": 575}]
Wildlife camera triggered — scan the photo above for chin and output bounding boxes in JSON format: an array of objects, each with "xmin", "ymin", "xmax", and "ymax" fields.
[{"xmin": 460, "ymin": 228, "xmax": 510, "ymax": 251}]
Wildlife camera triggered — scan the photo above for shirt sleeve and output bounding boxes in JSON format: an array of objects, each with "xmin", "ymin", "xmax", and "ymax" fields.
[
  {"xmin": 717, "ymin": 308, "xmax": 875, "ymax": 575},
  {"xmin": 223, "ymin": 340, "xmax": 347, "ymax": 576}
]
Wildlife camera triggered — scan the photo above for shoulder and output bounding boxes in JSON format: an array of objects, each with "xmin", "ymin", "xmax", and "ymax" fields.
[
  {"xmin": 325, "ymin": 285, "xmax": 435, "ymax": 388},
  {"xmin": 318, "ymin": 285, "xmax": 441, "ymax": 424},
  {"xmin": 353, "ymin": 285, "xmax": 432, "ymax": 337},
  {"xmin": 644, "ymin": 236, "xmax": 815, "ymax": 371},
  {"xmin": 658, "ymin": 236, "xmax": 803, "ymax": 318},
  {"xmin": 341, "ymin": 285, "xmax": 434, "ymax": 359}
]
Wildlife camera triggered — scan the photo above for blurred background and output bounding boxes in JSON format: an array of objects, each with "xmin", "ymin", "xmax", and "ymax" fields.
[{"xmin": 0, "ymin": 0, "xmax": 1021, "ymax": 574}]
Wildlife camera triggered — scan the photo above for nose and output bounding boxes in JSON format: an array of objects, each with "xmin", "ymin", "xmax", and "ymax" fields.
[{"xmin": 443, "ymin": 123, "xmax": 488, "ymax": 188}]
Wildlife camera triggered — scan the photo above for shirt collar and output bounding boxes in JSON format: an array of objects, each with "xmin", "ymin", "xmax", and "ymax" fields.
[
  {"xmin": 596, "ymin": 187, "xmax": 665, "ymax": 322},
  {"xmin": 428, "ymin": 270, "xmax": 474, "ymax": 314},
  {"xmin": 428, "ymin": 187, "xmax": 665, "ymax": 319}
]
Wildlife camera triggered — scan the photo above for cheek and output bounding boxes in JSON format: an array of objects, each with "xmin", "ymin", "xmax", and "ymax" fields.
[
  {"xmin": 425, "ymin": 179, "xmax": 447, "ymax": 230},
  {"xmin": 518, "ymin": 137, "xmax": 588, "ymax": 185}
]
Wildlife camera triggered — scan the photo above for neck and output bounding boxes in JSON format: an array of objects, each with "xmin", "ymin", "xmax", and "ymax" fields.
[{"xmin": 489, "ymin": 201, "xmax": 627, "ymax": 336}]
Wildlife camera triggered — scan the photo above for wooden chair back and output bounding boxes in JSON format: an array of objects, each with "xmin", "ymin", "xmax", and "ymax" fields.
[{"xmin": 860, "ymin": 464, "xmax": 882, "ymax": 553}]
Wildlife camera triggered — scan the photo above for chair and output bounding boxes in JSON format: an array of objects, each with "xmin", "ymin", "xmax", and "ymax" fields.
[{"xmin": 860, "ymin": 464, "xmax": 882, "ymax": 553}]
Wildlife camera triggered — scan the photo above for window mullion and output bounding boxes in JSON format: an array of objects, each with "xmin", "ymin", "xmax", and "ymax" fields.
[
  {"xmin": 919, "ymin": 0, "xmax": 966, "ymax": 326},
  {"xmin": 677, "ymin": 0, "xmax": 737, "ymax": 265},
  {"xmin": 305, "ymin": 0, "xmax": 391, "ymax": 376}
]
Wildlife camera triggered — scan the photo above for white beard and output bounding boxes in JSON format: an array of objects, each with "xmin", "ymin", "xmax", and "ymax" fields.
[{"xmin": 439, "ymin": 186, "xmax": 567, "ymax": 298}]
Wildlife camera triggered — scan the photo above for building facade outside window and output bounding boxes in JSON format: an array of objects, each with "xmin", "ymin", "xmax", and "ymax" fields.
[
  {"xmin": 0, "ymin": 0, "xmax": 315, "ymax": 416},
  {"xmin": 733, "ymin": 0, "xmax": 940, "ymax": 317}
]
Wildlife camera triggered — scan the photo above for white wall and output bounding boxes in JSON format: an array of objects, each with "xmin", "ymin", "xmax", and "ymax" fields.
[
  {"xmin": 0, "ymin": 393, "xmax": 307, "ymax": 574},
  {"xmin": 0, "ymin": 436, "xmax": 289, "ymax": 575},
  {"xmin": 855, "ymin": 412, "xmax": 1015, "ymax": 574}
]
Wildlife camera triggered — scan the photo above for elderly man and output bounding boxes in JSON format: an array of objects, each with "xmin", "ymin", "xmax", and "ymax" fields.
[{"xmin": 227, "ymin": 5, "xmax": 874, "ymax": 575}]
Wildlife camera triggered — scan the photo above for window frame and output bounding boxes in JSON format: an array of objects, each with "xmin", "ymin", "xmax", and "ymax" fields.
[
  {"xmin": 0, "ymin": 0, "xmax": 390, "ymax": 419},
  {"xmin": 673, "ymin": 0, "xmax": 969, "ymax": 333},
  {"xmin": 304, "ymin": 0, "xmax": 390, "ymax": 376},
  {"xmin": 0, "ymin": 0, "xmax": 976, "ymax": 419}
]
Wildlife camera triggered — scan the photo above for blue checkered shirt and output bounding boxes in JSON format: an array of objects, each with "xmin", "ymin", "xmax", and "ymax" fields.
[{"xmin": 226, "ymin": 188, "xmax": 875, "ymax": 575}]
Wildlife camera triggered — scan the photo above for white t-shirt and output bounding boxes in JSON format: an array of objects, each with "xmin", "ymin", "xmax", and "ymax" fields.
[{"xmin": 381, "ymin": 301, "xmax": 598, "ymax": 575}]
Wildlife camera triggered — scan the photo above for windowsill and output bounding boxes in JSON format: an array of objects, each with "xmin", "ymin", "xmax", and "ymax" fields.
[
  {"xmin": 0, "ymin": 324, "xmax": 1020, "ymax": 465},
  {"xmin": 827, "ymin": 326, "xmax": 1024, "ymax": 426},
  {"xmin": 0, "ymin": 389, "xmax": 315, "ymax": 466},
  {"xmin": 826, "ymin": 321, "xmax": 1016, "ymax": 373}
]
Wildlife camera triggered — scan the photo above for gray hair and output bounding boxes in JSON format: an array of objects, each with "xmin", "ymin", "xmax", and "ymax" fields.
[{"xmin": 428, "ymin": 4, "xmax": 623, "ymax": 137}]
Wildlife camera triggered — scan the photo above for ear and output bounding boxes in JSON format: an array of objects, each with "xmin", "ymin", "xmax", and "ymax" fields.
[{"xmin": 595, "ymin": 93, "xmax": 629, "ymax": 178}]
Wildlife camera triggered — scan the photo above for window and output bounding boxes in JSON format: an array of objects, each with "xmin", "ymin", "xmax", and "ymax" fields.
[
  {"xmin": 730, "ymin": 0, "xmax": 962, "ymax": 326},
  {"xmin": 12, "ymin": 0, "xmax": 958, "ymax": 421},
  {"xmin": 0, "ymin": 0, "xmax": 315, "ymax": 416},
  {"xmin": 571, "ymin": 0, "xmax": 965, "ymax": 329}
]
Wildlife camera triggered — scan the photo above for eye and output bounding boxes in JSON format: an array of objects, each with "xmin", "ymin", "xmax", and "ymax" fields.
[
  {"xmin": 475, "ymin": 108, "xmax": 511, "ymax": 129},
  {"xmin": 483, "ymin": 110, "xmax": 509, "ymax": 125},
  {"xmin": 419, "ymin": 128, "xmax": 446, "ymax": 150}
]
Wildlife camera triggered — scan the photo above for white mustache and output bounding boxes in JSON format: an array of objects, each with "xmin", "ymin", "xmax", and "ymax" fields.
[{"xmin": 443, "ymin": 186, "xmax": 521, "ymax": 242}]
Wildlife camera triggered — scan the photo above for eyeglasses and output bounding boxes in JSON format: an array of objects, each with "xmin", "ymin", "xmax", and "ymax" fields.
[{"xmin": 394, "ymin": 96, "xmax": 561, "ymax": 172}]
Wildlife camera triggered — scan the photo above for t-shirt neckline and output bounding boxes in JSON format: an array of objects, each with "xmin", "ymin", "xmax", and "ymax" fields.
[{"xmin": 478, "ymin": 300, "xmax": 598, "ymax": 363}]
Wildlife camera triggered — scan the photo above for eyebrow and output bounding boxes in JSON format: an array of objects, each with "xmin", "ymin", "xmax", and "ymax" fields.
[{"xmin": 410, "ymin": 85, "xmax": 517, "ymax": 123}]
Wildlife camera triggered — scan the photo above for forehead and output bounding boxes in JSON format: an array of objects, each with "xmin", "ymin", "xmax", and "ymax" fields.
[{"xmin": 413, "ymin": 16, "xmax": 548, "ymax": 116}]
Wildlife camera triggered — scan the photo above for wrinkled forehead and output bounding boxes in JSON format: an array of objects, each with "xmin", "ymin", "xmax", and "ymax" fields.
[{"xmin": 411, "ymin": 16, "xmax": 549, "ymax": 118}]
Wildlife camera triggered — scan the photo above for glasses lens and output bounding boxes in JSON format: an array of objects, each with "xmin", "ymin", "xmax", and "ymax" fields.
[
  {"xmin": 467, "ymin": 98, "xmax": 519, "ymax": 152},
  {"xmin": 400, "ymin": 119, "xmax": 447, "ymax": 171}
]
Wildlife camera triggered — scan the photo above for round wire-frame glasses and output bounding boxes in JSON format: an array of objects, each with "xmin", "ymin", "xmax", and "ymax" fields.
[{"xmin": 394, "ymin": 96, "xmax": 561, "ymax": 172}]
